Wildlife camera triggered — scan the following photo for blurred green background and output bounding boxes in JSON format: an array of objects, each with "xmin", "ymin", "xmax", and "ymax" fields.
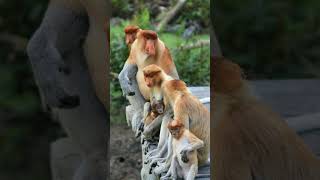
[
  {"xmin": 0, "ymin": 0, "xmax": 319, "ymax": 179},
  {"xmin": 0, "ymin": 0, "xmax": 63, "ymax": 180},
  {"xmin": 213, "ymin": 0, "xmax": 320, "ymax": 79},
  {"xmin": 110, "ymin": 0, "xmax": 211, "ymax": 123}
]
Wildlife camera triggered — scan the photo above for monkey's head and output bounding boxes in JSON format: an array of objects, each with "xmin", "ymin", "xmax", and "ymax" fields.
[
  {"xmin": 151, "ymin": 97, "xmax": 164, "ymax": 114},
  {"xmin": 212, "ymin": 57, "xmax": 244, "ymax": 94},
  {"xmin": 143, "ymin": 65, "xmax": 163, "ymax": 88},
  {"xmin": 124, "ymin": 25, "xmax": 140, "ymax": 46},
  {"xmin": 136, "ymin": 30, "xmax": 158, "ymax": 56},
  {"xmin": 168, "ymin": 120, "xmax": 184, "ymax": 139}
]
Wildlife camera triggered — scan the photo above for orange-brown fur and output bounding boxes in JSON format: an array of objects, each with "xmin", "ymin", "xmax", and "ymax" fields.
[
  {"xmin": 143, "ymin": 64, "xmax": 210, "ymax": 165},
  {"xmin": 212, "ymin": 57, "xmax": 320, "ymax": 180},
  {"xmin": 144, "ymin": 111, "xmax": 158, "ymax": 126},
  {"xmin": 129, "ymin": 30, "xmax": 179, "ymax": 100},
  {"xmin": 167, "ymin": 120, "xmax": 185, "ymax": 139},
  {"xmin": 124, "ymin": 25, "xmax": 140, "ymax": 49}
]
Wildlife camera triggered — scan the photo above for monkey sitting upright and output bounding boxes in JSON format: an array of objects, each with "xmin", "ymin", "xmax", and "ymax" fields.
[
  {"xmin": 142, "ymin": 64, "xmax": 210, "ymax": 175},
  {"xmin": 161, "ymin": 120, "xmax": 204, "ymax": 180}
]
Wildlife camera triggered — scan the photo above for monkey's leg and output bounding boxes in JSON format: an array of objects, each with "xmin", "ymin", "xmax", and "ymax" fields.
[
  {"xmin": 159, "ymin": 156, "xmax": 177, "ymax": 180},
  {"xmin": 146, "ymin": 130, "xmax": 169, "ymax": 160},
  {"xmin": 148, "ymin": 139, "xmax": 168, "ymax": 160},
  {"xmin": 143, "ymin": 114, "xmax": 164, "ymax": 137},
  {"xmin": 186, "ymin": 164, "xmax": 198, "ymax": 180},
  {"xmin": 154, "ymin": 139, "xmax": 173, "ymax": 175}
]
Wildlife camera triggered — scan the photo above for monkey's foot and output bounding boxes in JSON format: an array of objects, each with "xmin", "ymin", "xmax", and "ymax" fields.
[{"xmin": 153, "ymin": 164, "xmax": 168, "ymax": 175}]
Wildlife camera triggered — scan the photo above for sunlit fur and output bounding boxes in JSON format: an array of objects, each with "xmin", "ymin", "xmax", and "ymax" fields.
[
  {"xmin": 128, "ymin": 30, "xmax": 179, "ymax": 100},
  {"xmin": 124, "ymin": 25, "xmax": 140, "ymax": 47},
  {"xmin": 143, "ymin": 64, "xmax": 210, "ymax": 165},
  {"xmin": 212, "ymin": 57, "xmax": 320, "ymax": 180}
]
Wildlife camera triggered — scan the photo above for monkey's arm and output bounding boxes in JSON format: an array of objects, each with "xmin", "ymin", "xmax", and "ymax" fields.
[
  {"xmin": 187, "ymin": 164, "xmax": 198, "ymax": 180},
  {"xmin": 182, "ymin": 133, "xmax": 204, "ymax": 152},
  {"xmin": 27, "ymin": 4, "xmax": 87, "ymax": 109},
  {"xmin": 143, "ymin": 108, "xmax": 173, "ymax": 137},
  {"xmin": 143, "ymin": 114, "xmax": 163, "ymax": 137},
  {"xmin": 180, "ymin": 134, "xmax": 204, "ymax": 163}
]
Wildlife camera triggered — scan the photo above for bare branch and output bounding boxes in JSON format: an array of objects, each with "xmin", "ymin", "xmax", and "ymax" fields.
[
  {"xmin": 156, "ymin": 0, "xmax": 187, "ymax": 32},
  {"xmin": 177, "ymin": 39, "xmax": 210, "ymax": 50}
]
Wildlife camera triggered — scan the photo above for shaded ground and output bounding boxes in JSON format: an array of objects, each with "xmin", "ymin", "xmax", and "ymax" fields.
[{"xmin": 110, "ymin": 124, "xmax": 142, "ymax": 180}]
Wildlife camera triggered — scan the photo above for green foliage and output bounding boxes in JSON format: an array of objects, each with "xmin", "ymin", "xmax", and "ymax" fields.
[
  {"xmin": 177, "ymin": 0, "xmax": 211, "ymax": 29},
  {"xmin": 213, "ymin": 0, "xmax": 320, "ymax": 79},
  {"xmin": 132, "ymin": 8, "xmax": 152, "ymax": 29},
  {"xmin": 0, "ymin": 1, "xmax": 61, "ymax": 180}
]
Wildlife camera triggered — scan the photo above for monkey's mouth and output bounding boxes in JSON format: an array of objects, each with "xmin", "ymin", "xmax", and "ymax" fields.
[{"xmin": 157, "ymin": 108, "xmax": 164, "ymax": 114}]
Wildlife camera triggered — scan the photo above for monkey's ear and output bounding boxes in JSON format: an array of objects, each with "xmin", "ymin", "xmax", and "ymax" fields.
[
  {"xmin": 213, "ymin": 57, "xmax": 243, "ymax": 93},
  {"xmin": 124, "ymin": 25, "xmax": 140, "ymax": 33}
]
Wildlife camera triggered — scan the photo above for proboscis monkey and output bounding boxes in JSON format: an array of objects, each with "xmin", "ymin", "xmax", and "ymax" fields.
[
  {"xmin": 143, "ymin": 64, "xmax": 210, "ymax": 173},
  {"xmin": 27, "ymin": 0, "xmax": 108, "ymax": 179},
  {"xmin": 212, "ymin": 57, "xmax": 320, "ymax": 180},
  {"xmin": 142, "ymin": 65, "xmax": 175, "ymax": 166},
  {"xmin": 143, "ymin": 98, "xmax": 164, "ymax": 126},
  {"xmin": 118, "ymin": 29, "xmax": 179, "ymax": 99},
  {"xmin": 161, "ymin": 120, "xmax": 204, "ymax": 180},
  {"xmin": 124, "ymin": 25, "xmax": 140, "ymax": 47}
]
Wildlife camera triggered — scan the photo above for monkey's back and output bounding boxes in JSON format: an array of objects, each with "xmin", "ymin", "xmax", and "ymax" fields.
[{"xmin": 214, "ymin": 96, "xmax": 320, "ymax": 180}]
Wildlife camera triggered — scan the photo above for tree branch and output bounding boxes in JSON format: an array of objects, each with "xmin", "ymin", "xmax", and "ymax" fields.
[
  {"xmin": 156, "ymin": 0, "xmax": 187, "ymax": 32},
  {"xmin": 177, "ymin": 39, "xmax": 210, "ymax": 50}
]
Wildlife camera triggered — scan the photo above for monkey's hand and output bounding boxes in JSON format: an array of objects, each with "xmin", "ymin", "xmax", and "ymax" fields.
[
  {"xmin": 180, "ymin": 149, "xmax": 190, "ymax": 163},
  {"xmin": 118, "ymin": 63, "xmax": 138, "ymax": 96}
]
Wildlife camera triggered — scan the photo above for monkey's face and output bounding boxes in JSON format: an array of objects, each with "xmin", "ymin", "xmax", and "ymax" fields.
[
  {"xmin": 143, "ymin": 65, "xmax": 163, "ymax": 87},
  {"xmin": 169, "ymin": 127, "xmax": 180, "ymax": 138},
  {"xmin": 124, "ymin": 25, "xmax": 139, "ymax": 45},
  {"xmin": 144, "ymin": 73, "xmax": 162, "ymax": 88},
  {"xmin": 151, "ymin": 98, "xmax": 164, "ymax": 114},
  {"xmin": 168, "ymin": 120, "xmax": 184, "ymax": 139},
  {"xmin": 144, "ymin": 75, "xmax": 154, "ymax": 87},
  {"xmin": 125, "ymin": 33, "xmax": 136, "ymax": 45}
]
